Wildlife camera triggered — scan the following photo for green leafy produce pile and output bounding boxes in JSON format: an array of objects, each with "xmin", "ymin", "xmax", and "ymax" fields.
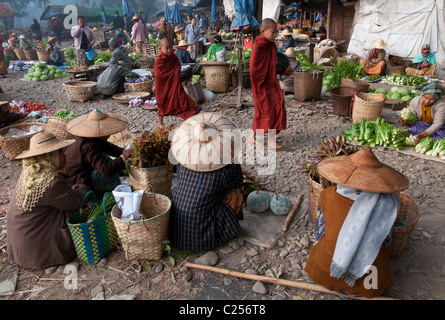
[
  {"xmin": 52, "ymin": 109, "xmax": 81, "ymax": 121},
  {"xmin": 296, "ymin": 54, "xmax": 326, "ymax": 71},
  {"xmin": 322, "ymin": 59, "xmax": 364, "ymax": 92},
  {"xmin": 369, "ymin": 86, "xmax": 419, "ymax": 104},
  {"xmin": 227, "ymin": 48, "xmax": 252, "ymax": 70},
  {"xmin": 24, "ymin": 62, "xmax": 67, "ymax": 81},
  {"xmin": 381, "ymin": 74, "xmax": 427, "ymax": 86},
  {"xmin": 94, "ymin": 52, "xmax": 113, "ymax": 65}
]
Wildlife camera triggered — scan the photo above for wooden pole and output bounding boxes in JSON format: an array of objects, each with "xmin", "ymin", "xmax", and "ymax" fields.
[{"xmin": 184, "ymin": 263, "xmax": 397, "ymax": 301}]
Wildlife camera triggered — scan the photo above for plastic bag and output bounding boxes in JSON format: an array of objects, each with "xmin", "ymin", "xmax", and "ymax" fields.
[
  {"xmin": 203, "ymin": 89, "xmax": 215, "ymax": 102},
  {"xmin": 112, "ymin": 185, "xmax": 144, "ymax": 221}
]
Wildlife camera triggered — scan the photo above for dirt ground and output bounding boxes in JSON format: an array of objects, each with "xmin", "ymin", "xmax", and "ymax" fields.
[{"xmin": 0, "ymin": 64, "xmax": 444, "ymax": 302}]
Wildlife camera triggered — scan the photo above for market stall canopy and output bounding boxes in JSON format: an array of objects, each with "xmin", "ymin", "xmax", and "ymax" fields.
[
  {"xmin": 170, "ymin": 0, "xmax": 184, "ymax": 24},
  {"xmin": 281, "ymin": 0, "xmax": 330, "ymax": 12},
  {"xmin": 0, "ymin": 2, "xmax": 14, "ymax": 18},
  {"xmin": 230, "ymin": 0, "xmax": 260, "ymax": 31}
]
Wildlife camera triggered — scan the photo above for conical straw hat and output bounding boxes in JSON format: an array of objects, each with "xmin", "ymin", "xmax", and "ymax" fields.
[
  {"xmin": 16, "ymin": 131, "xmax": 75, "ymax": 159},
  {"xmin": 170, "ymin": 113, "xmax": 241, "ymax": 172},
  {"xmin": 371, "ymin": 39, "xmax": 389, "ymax": 49},
  {"xmin": 317, "ymin": 146, "xmax": 409, "ymax": 193},
  {"xmin": 284, "ymin": 47, "xmax": 297, "ymax": 58},
  {"xmin": 66, "ymin": 109, "xmax": 129, "ymax": 138}
]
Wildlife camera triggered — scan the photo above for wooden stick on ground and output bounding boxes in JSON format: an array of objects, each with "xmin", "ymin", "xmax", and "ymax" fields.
[{"xmin": 184, "ymin": 262, "xmax": 396, "ymax": 301}]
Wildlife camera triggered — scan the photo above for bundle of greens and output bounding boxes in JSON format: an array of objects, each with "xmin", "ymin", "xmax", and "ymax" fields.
[
  {"xmin": 227, "ymin": 48, "xmax": 252, "ymax": 70},
  {"xmin": 296, "ymin": 54, "xmax": 326, "ymax": 71},
  {"xmin": 400, "ymin": 107, "xmax": 417, "ymax": 125},
  {"xmin": 381, "ymin": 74, "xmax": 427, "ymax": 86},
  {"xmin": 53, "ymin": 109, "xmax": 81, "ymax": 120},
  {"xmin": 128, "ymin": 52, "xmax": 142, "ymax": 68},
  {"xmin": 87, "ymin": 193, "xmax": 116, "ymax": 222},
  {"xmin": 343, "ymin": 117, "xmax": 411, "ymax": 150},
  {"xmin": 415, "ymin": 137, "xmax": 433, "ymax": 154},
  {"xmin": 94, "ymin": 52, "xmax": 113, "ymax": 65},
  {"xmin": 322, "ymin": 58, "xmax": 364, "ymax": 91}
]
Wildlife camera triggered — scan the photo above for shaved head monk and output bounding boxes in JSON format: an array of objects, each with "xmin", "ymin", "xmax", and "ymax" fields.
[
  {"xmin": 249, "ymin": 18, "xmax": 288, "ymax": 149},
  {"xmin": 155, "ymin": 38, "xmax": 198, "ymax": 130}
]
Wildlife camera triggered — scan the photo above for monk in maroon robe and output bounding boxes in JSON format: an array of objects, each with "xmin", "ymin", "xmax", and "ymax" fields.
[
  {"xmin": 155, "ymin": 38, "xmax": 199, "ymax": 130},
  {"xmin": 249, "ymin": 19, "xmax": 288, "ymax": 149}
]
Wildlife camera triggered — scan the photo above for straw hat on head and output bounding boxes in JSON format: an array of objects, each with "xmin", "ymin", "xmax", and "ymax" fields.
[
  {"xmin": 178, "ymin": 39, "xmax": 189, "ymax": 47},
  {"xmin": 174, "ymin": 26, "xmax": 183, "ymax": 33},
  {"xmin": 47, "ymin": 36, "xmax": 56, "ymax": 43},
  {"xmin": 284, "ymin": 47, "xmax": 297, "ymax": 58},
  {"xmin": 282, "ymin": 29, "xmax": 293, "ymax": 37},
  {"xmin": 19, "ymin": 35, "xmax": 26, "ymax": 39},
  {"xmin": 15, "ymin": 131, "xmax": 75, "ymax": 160},
  {"xmin": 371, "ymin": 39, "xmax": 389, "ymax": 49},
  {"xmin": 66, "ymin": 109, "xmax": 129, "ymax": 138},
  {"xmin": 132, "ymin": 15, "xmax": 140, "ymax": 22},
  {"xmin": 170, "ymin": 113, "xmax": 242, "ymax": 172},
  {"xmin": 317, "ymin": 146, "xmax": 409, "ymax": 193}
]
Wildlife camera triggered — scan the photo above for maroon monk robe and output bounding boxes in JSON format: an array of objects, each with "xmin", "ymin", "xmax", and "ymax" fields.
[
  {"xmin": 155, "ymin": 52, "xmax": 198, "ymax": 120},
  {"xmin": 250, "ymin": 34, "xmax": 286, "ymax": 134}
]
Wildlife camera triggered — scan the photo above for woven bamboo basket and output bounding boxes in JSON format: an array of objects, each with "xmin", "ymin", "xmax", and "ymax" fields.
[
  {"xmin": 4, "ymin": 48, "xmax": 17, "ymax": 60},
  {"xmin": 63, "ymin": 81, "xmax": 97, "ymax": 103},
  {"xmin": 390, "ymin": 64, "xmax": 407, "ymax": 75},
  {"xmin": 341, "ymin": 77, "xmax": 370, "ymax": 93},
  {"xmin": 111, "ymin": 192, "xmax": 171, "ymax": 260},
  {"xmin": 0, "ymin": 122, "xmax": 45, "ymax": 160},
  {"xmin": 36, "ymin": 50, "xmax": 50, "ymax": 62},
  {"xmin": 294, "ymin": 70, "xmax": 324, "ymax": 102},
  {"xmin": 231, "ymin": 69, "xmax": 251, "ymax": 88},
  {"xmin": 124, "ymin": 80, "xmax": 154, "ymax": 93},
  {"xmin": 13, "ymin": 48, "xmax": 26, "ymax": 60},
  {"xmin": 351, "ymin": 92, "xmax": 385, "ymax": 124},
  {"xmin": 330, "ymin": 87, "xmax": 355, "ymax": 117},
  {"xmin": 308, "ymin": 175, "xmax": 334, "ymax": 226},
  {"xmin": 388, "ymin": 192, "xmax": 420, "ymax": 259},
  {"xmin": 128, "ymin": 164, "xmax": 173, "ymax": 198},
  {"xmin": 44, "ymin": 116, "xmax": 74, "ymax": 140},
  {"xmin": 201, "ymin": 61, "xmax": 230, "ymax": 93},
  {"xmin": 23, "ymin": 49, "xmax": 38, "ymax": 60}
]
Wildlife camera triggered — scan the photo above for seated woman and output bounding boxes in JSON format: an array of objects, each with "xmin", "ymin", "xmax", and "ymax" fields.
[
  {"xmin": 305, "ymin": 146, "xmax": 409, "ymax": 298},
  {"xmin": 206, "ymin": 35, "xmax": 226, "ymax": 62},
  {"xmin": 401, "ymin": 82, "xmax": 445, "ymax": 142},
  {"xmin": 360, "ymin": 39, "xmax": 388, "ymax": 75},
  {"xmin": 405, "ymin": 44, "xmax": 437, "ymax": 77},
  {"xmin": 279, "ymin": 47, "xmax": 301, "ymax": 93},
  {"xmin": 168, "ymin": 113, "xmax": 244, "ymax": 252},
  {"xmin": 46, "ymin": 36, "xmax": 64, "ymax": 66},
  {"xmin": 279, "ymin": 29, "xmax": 295, "ymax": 53},
  {"xmin": 96, "ymin": 62, "xmax": 139, "ymax": 97},
  {"xmin": 175, "ymin": 39, "xmax": 201, "ymax": 75},
  {"xmin": 64, "ymin": 109, "xmax": 134, "ymax": 198},
  {"xmin": 7, "ymin": 132, "xmax": 91, "ymax": 269}
]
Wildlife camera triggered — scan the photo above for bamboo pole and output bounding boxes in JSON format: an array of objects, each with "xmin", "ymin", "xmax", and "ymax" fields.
[{"xmin": 184, "ymin": 262, "xmax": 397, "ymax": 301}]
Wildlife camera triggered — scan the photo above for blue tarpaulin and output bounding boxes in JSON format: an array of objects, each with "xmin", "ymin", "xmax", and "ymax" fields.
[
  {"xmin": 99, "ymin": 4, "xmax": 108, "ymax": 26},
  {"xmin": 164, "ymin": 1, "xmax": 172, "ymax": 24},
  {"xmin": 230, "ymin": 0, "xmax": 259, "ymax": 31},
  {"xmin": 211, "ymin": 0, "xmax": 216, "ymax": 23},
  {"xmin": 122, "ymin": 0, "xmax": 132, "ymax": 18},
  {"xmin": 170, "ymin": 0, "xmax": 184, "ymax": 24}
]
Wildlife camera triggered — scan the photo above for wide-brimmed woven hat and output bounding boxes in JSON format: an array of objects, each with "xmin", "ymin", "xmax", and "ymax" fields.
[
  {"xmin": 170, "ymin": 113, "xmax": 241, "ymax": 172},
  {"xmin": 15, "ymin": 132, "xmax": 75, "ymax": 160},
  {"xmin": 66, "ymin": 109, "xmax": 129, "ymax": 138},
  {"xmin": 132, "ymin": 15, "xmax": 140, "ymax": 22},
  {"xmin": 282, "ymin": 29, "xmax": 293, "ymax": 37},
  {"xmin": 371, "ymin": 39, "xmax": 389, "ymax": 49},
  {"xmin": 174, "ymin": 26, "xmax": 183, "ymax": 33},
  {"xmin": 317, "ymin": 146, "xmax": 409, "ymax": 193},
  {"xmin": 19, "ymin": 35, "xmax": 26, "ymax": 39},
  {"xmin": 284, "ymin": 47, "xmax": 297, "ymax": 58},
  {"xmin": 178, "ymin": 40, "xmax": 189, "ymax": 47},
  {"xmin": 47, "ymin": 36, "xmax": 56, "ymax": 43}
]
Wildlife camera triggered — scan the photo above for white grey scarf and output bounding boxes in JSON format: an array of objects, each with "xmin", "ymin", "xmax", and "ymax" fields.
[{"xmin": 330, "ymin": 185, "xmax": 400, "ymax": 287}]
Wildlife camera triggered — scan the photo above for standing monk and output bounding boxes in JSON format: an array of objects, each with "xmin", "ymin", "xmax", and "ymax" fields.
[
  {"xmin": 250, "ymin": 19, "xmax": 288, "ymax": 149},
  {"xmin": 155, "ymin": 38, "xmax": 199, "ymax": 130}
]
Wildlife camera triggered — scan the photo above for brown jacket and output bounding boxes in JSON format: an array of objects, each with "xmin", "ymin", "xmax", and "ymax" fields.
[
  {"xmin": 305, "ymin": 186, "xmax": 393, "ymax": 298},
  {"xmin": 64, "ymin": 137, "xmax": 126, "ymax": 188},
  {"xmin": 7, "ymin": 175, "xmax": 89, "ymax": 269}
]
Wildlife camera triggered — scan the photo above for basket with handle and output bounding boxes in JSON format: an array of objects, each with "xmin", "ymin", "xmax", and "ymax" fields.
[
  {"xmin": 13, "ymin": 48, "xmax": 26, "ymax": 60},
  {"xmin": 111, "ymin": 188, "xmax": 171, "ymax": 261},
  {"xmin": 37, "ymin": 50, "xmax": 50, "ymax": 62},
  {"xmin": 44, "ymin": 116, "xmax": 75, "ymax": 140},
  {"xmin": 351, "ymin": 92, "xmax": 385, "ymax": 124},
  {"xmin": 127, "ymin": 164, "xmax": 173, "ymax": 198},
  {"xmin": 124, "ymin": 80, "xmax": 154, "ymax": 93},
  {"xmin": 67, "ymin": 191, "xmax": 119, "ymax": 264},
  {"xmin": 0, "ymin": 122, "xmax": 45, "ymax": 160},
  {"xmin": 294, "ymin": 70, "xmax": 324, "ymax": 102},
  {"xmin": 63, "ymin": 81, "xmax": 97, "ymax": 103},
  {"xmin": 341, "ymin": 77, "xmax": 370, "ymax": 93},
  {"xmin": 23, "ymin": 49, "xmax": 38, "ymax": 60},
  {"xmin": 330, "ymin": 87, "xmax": 356, "ymax": 117},
  {"xmin": 183, "ymin": 81, "xmax": 205, "ymax": 103}
]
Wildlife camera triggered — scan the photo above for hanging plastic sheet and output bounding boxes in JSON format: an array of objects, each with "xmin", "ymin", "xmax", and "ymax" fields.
[{"xmin": 230, "ymin": 0, "xmax": 259, "ymax": 31}]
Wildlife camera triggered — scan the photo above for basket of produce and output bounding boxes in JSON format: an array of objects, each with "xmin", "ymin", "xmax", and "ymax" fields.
[
  {"xmin": 112, "ymin": 92, "xmax": 151, "ymax": 104},
  {"xmin": 381, "ymin": 73, "xmax": 427, "ymax": 87},
  {"xmin": 351, "ymin": 92, "xmax": 385, "ymax": 124},
  {"xmin": 13, "ymin": 48, "xmax": 26, "ymax": 60},
  {"xmin": 338, "ymin": 53, "xmax": 359, "ymax": 64},
  {"xmin": 294, "ymin": 70, "xmax": 324, "ymax": 102},
  {"xmin": 68, "ymin": 192, "xmax": 119, "ymax": 264},
  {"xmin": 36, "ymin": 49, "xmax": 50, "ymax": 62},
  {"xmin": 45, "ymin": 110, "xmax": 81, "ymax": 140},
  {"xmin": 341, "ymin": 77, "xmax": 370, "ymax": 93},
  {"xmin": 330, "ymin": 87, "xmax": 355, "ymax": 117},
  {"xmin": 124, "ymin": 76, "xmax": 153, "ymax": 93},
  {"xmin": 0, "ymin": 122, "xmax": 45, "ymax": 160},
  {"xmin": 388, "ymin": 192, "xmax": 420, "ymax": 258},
  {"xmin": 63, "ymin": 81, "xmax": 97, "ymax": 103},
  {"xmin": 111, "ymin": 191, "xmax": 171, "ymax": 261},
  {"xmin": 200, "ymin": 61, "xmax": 230, "ymax": 93},
  {"xmin": 23, "ymin": 49, "xmax": 38, "ymax": 60},
  {"xmin": 4, "ymin": 48, "xmax": 17, "ymax": 60}
]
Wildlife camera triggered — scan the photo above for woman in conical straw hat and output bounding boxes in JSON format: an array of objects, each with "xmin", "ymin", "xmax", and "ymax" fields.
[
  {"xmin": 7, "ymin": 132, "xmax": 92, "ymax": 269},
  {"xmin": 305, "ymin": 146, "xmax": 410, "ymax": 298},
  {"xmin": 168, "ymin": 112, "xmax": 244, "ymax": 252},
  {"xmin": 64, "ymin": 109, "xmax": 134, "ymax": 197},
  {"xmin": 359, "ymin": 39, "xmax": 389, "ymax": 75}
]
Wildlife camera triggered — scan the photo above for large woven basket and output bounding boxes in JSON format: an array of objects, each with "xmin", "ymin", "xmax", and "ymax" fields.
[
  {"xmin": 0, "ymin": 122, "xmax": 44, "ymax": 160},
  {"xmin": 388, "ymin": 192, "xmax": 420, "ymax": 259},
  {"xmin": 23, "ymin": 49, "xmax": 38, "ymax": 60},
  {"xmin": 330, "ymin": 87, "xmax": 355, "ymax": 117},
  {"xmin": 341, "ymin": 77, "xmax": 370, "ymax": 93},
  {"xmin": 201, "ymin": 61, "xmax": 230, "ymax": 93},
  {"xmin": 231, "ymin": 69, "xmax": 251, "ymax": 88},
  {"xmin": 13, "ymin": 48, "xmax": 26, "ymax": 60},
  {"xmin": 37, "ymin": 50, "xmax": 50, "ymax": 62},
  {"xmin": 63, "ymin": 81, "xmax": 97, "ymax": 103},
  {"xmin": 351, "ymin": 92, "xmax": 385, "ymax": 124},
  {"xmin": 44, "ymin": 116, "xmax": 75, "ymax": 140},
  {"xmin": 124, "ymin": 80, "xmax": 154, "ymax": 93},
  {"xmin": 308, "ymin": 175, "xmax": 334, "ymax": 226},
  {"xmin": 294, "ymin": 70, "xmax": 324, "ymax": 102},
  {"xmin": 4, "ymin": 48, "xmax": 17, "ymax": 60},
  {"xmin": 128, "ymin": 164, "xmax": 173, "ymax": 198},
  {"xmin": 111, "ymin": 192, "xmax": 171, "ymax": 260},
  {"xmin": 390, "ymin": 64, "xmax": 407, "ymax": 75}
]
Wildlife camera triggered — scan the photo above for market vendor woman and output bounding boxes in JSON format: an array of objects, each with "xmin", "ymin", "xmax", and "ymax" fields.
[
  {"xmin": 401, "ymin": 82, "xmax": 445, "ymax": 142},
  {"xmin": 360, "ymin": 39, "xmax": 388, "ymax": 75},
  {"xmin": 405, "ymin": 44, "xmax": 437, "ymax": 77}
]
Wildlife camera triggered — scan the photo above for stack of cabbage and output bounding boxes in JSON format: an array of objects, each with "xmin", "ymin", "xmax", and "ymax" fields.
[
  {"xmin": 24, "ymin": 62, "xmax": 67, "ymax": 81},
  {"xmin": 370, "ymin": 86, "xmax": 419, "ymax": 104}
]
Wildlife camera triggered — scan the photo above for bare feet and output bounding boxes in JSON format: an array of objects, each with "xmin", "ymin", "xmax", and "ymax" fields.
[{"xmin": 248, "ymin": 133, "xmax": 261, "ymax": 146}]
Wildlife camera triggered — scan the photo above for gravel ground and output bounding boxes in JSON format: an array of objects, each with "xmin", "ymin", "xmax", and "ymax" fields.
[{"xmin": 0, "ymin": 69, "xmax": 444, "ymax": 301}]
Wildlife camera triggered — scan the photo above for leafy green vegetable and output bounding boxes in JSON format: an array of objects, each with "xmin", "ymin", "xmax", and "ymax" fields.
[{"xmin": 296, "ymin": 54, "xmax": 326, "ymax": 71}]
